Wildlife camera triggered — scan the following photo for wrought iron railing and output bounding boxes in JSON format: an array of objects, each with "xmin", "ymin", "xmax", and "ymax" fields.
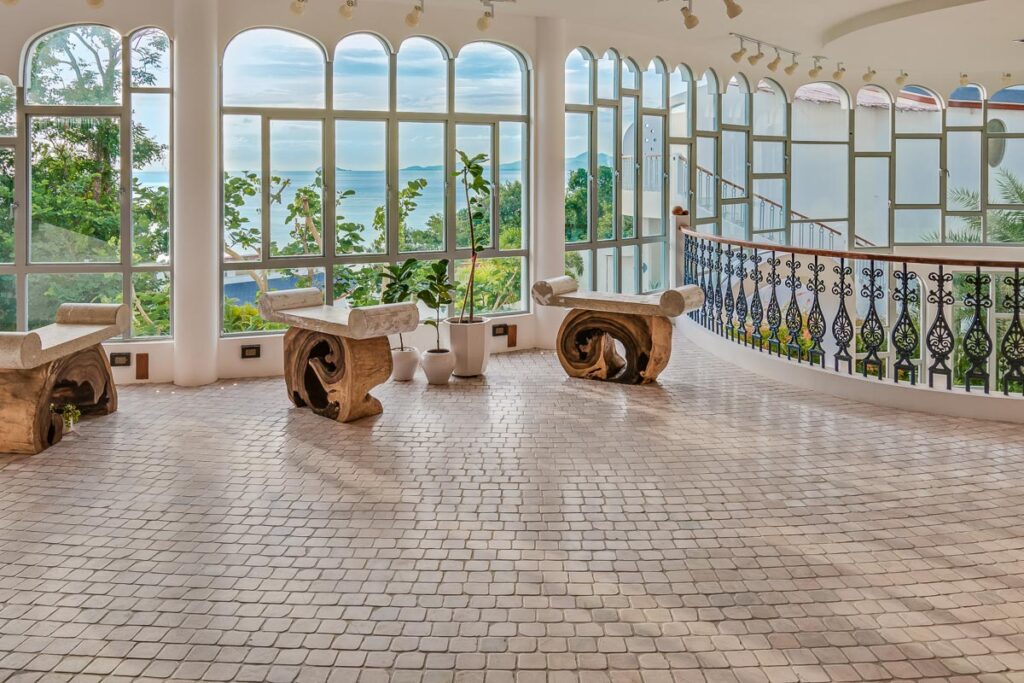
[{"xmin": 682, "ymin": 229, "xmax": 1024, "ymax": 396}]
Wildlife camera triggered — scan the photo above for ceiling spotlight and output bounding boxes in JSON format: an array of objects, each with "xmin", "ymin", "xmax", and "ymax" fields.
[
  {"xmin": 747, "ymin": 45, "xmax": 765, "ymax": 66},
  {"xmin": 86, "ymin": 0, "xmax": 103, "ymax": 6},
  {"xmin": 291, "ymin": 0, "xmax": 308, "ymax": 14},
  {"xmin": 959, "ymin": 73, "xmax": 970, "ymax": 86},
  {"xmin": 832, "ymin": 62, "xmax": 846, "ymax": 80},
  {"xmin": 808, "ymin": 58, "xmax": 823, "ymax": 79},
  {"xmin": 730, "ymin": 43, "xmax": 748, "ymax": 64},
  {"xmin": 862, "ymin": 67, "xmax": 877, "ymax": 83},
  {"xmin": 767, "ymin": 50, "xmax": 783, "ymax": 72},
  {"xmin": 1003, "ymin": 72, "xmax": 1014, "ymax": 85},
  {"xmin": 723, "ymin": 0, "xmax": 743, "ymax": 18},
  {"xmin": 406, "ymin": 0, "xmax": 424, "ymax": 26},
  {"xmin": 896, "ymin": 70, "xmax": 909, "ymax": 86},
  {"xmin": 784, "ymin": 57, "xmax": 799, "ymax": 76},
  {"xmin": 339, "ymin": 0, "xmax": 357, "ymax": 19},
  {"xmin": 681, "ymin": 0, "xmax": 699, "ymax": 29},
  {"xmin": 477, "ymin": 7, "xmax": 493, "ymax": 29}
]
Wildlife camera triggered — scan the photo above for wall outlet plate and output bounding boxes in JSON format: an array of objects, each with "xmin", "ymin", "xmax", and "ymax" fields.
[
  {"xmin": 109, "ymin": 352, "xmax": 132, "ymax": 368},
  {"xmin": 241, "ymin": 344, "xmax": 261, "ymax": 360},
  {"xmin": 492, "ymin": 323, "xmax": 510, "ymax": 337}
]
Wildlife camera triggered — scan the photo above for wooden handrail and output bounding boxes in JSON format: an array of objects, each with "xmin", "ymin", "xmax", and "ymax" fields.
[{"xmin": 679, "ymin": 228, "xmax": 1024, "ymax": 269}]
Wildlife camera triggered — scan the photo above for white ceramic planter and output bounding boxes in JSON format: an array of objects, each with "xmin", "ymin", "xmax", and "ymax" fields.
[
  {"xmin": 445, "ymin": 317, "xmax": 491, "ymax": 378},
  {"xmin": 390, "ymin": 347, "xmax": 420, "ymax": 381},
  {"xmin": 421, "ymin": 349, "xmax": 456, "ymax": 385}
]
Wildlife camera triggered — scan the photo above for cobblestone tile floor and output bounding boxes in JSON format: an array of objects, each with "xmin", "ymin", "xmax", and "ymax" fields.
[{"xmin": 2, "ymin": 336, "xmax": 1024, "ymax": 682}]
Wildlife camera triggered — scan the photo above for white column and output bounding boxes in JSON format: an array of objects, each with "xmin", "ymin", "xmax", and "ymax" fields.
[
  {"xmin": 532, "ymin": 16, "xmax": 567, "ymax": 349},
  {"xmin": 172, "ymin": 0, "xmax": 219, "ymax": 386}
]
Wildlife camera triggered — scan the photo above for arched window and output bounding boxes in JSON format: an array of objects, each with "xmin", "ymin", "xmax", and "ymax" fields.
[
  {"xmin": 948, "ymin": 84, "xmax": 984, "ymax": 127},
  {"xmin": 791, "ymin": 83, "xmax": 849, "ymax": 248},
  {"xmin": 1, "ymin": 74, "xmax": 13, "ymax": 309},
  {"xmin": 895, "ymin": 86, "xmax": 941, "ymax": 134},
  {"xmin": 721, "ymin": 76, "xmax": 750, "ymax": 238},
  {"xmin": 0, "ymin": 75, "xmax": 16, "ymax": 136},
  {"xmin": 597, "ymin": 50, "xmax": 619, "ymax": 101},
  {"xmin": 854, "ymin": 87, "xmax": 893, "ymax": 248},
  {"xmin": 397, "ymin": 37, "xmax": 447, "ymax": 113},
  {"xmin": 642, "ymin": 59, "xmax": 666, "ymax": 110},
  {"xmin": 565, "ymin": 48, "xmax": 592, "ymax": 106},
  {"xmin": 456, "ymin": 42, "xmax": 525, "ymax": 115},
  {"xmin": 696, "ymin": 69, "xmax": 718, "ymax": 132},
  {"xmin": 894, "ymin": 87, "xmax": 942, "ymax": 242},
  {"xmin": 223, "ymin": 29, "xmax": 325, "ymax": 109},
  {"xmin": 752, "ymin": 80, "xmax": 787, "ymax": 241},
  {"xmin": 753, "ymin": 79, "xmax": 786, "ymax": 137},
  {"xmin": 987, "ymin": 85, "xmax": 1024, "ymax": 241},
  {"xmin": 334, "ymin": 33, "xmax": 390, "ymax": 111},
  {"xmin": 10, "ymin": 25, "xmax": 173, "ymax": 336},
  {"xmin": 722, "ymin": 74, "xmax": 749, "ymax": 126},
  {"xmin": 669, "ymin": 65, "xmax": 692, "ymax": 138}
]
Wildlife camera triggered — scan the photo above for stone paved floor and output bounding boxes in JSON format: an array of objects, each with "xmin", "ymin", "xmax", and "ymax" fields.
[{"xmin": 2, "ymin": 336, "xmax": 1024, "ymax": 683}]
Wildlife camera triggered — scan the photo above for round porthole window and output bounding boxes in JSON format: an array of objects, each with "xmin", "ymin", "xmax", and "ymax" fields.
[{"xmin": 988, "ymin": 118, "xmax": 1007, "ymax": 168}]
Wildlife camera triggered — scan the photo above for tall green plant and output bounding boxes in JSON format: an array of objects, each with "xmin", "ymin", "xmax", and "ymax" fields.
[
  {"xmin": 454, "ymin": 151, "xmax": 492, "ymax": 323},
  {"xmin": 417, "ymin": 260, "xmax": 457, "ymax": 352},
  {"xmin": 380, "ymin": 258, "xmax": 419, "ymax": 351}
]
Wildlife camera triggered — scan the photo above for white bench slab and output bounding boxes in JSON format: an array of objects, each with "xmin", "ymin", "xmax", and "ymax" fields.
[
  {"xmin": 0, "ymin": 303, "xmax": 129, "ymax": 370},
  {"xmin": 531, "ymin": 276, "xmax": 705, "ymax": 318},
  {"xmin": 258, "ymin": 288, "xmax": 419, "ymax": 341}
]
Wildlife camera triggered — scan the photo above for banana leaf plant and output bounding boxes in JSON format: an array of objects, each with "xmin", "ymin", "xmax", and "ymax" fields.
[
  {"xmin": 380, "ymin": 258, "xmax": 419, "ymax": 351},
  {"xmin": 417, "ymin": 259, "xmax": 458, "ymax": 352},
  {"xmin": 454, "ymin": 150, "xmax": 492, "ymax": 323}
]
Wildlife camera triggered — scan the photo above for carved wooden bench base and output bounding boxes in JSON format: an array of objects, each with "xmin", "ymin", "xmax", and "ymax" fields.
[
  {"xmin": 283, "ymin": 327, "xmax": 393, "ymax": 423},
  {"xmin": 556, "ymin": 309, "xmax": 673, "ymax": 385},
  {"xmin": 0, "ymin": 345, "xmax": 118, "ymax": 455}
]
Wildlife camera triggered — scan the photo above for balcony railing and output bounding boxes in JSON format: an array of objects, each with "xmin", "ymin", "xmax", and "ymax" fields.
[{"xmin": 682, "ymin": 229, "xmax": 1024, "ymax": 396}]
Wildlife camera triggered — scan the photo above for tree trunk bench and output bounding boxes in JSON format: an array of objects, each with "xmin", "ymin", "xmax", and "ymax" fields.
[
  {"xmin": 532, "ymin": 277, "xmax": 705, "ymax": 385},
  {"xmin": 259, "ymin": 289, "xmax": 419, "ymax": 423},
  {"xmin": 0, "ymin": 303, "xmax": 129, "ymax": 454}
]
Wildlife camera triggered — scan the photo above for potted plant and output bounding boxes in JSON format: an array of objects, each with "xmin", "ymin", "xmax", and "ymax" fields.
[
  {"xmin": 446, "ymin": 150, "xmax": 493, "ymax": 377},
  {"xmin": 380, "ymin": 258, "xmax": 421, "ymax": 381},
  {"xmin": 52, "ymin": 403, "xmax": 81, "ymax": 434},
  {"xmin": 417, "ymin": 259, "xmax": 458, "ymax": 385}
]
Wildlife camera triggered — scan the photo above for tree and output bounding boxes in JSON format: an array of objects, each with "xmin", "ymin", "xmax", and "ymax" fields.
[{"xmin": 945, "ymin": 169, "xmax": 1024, "ymax": 243}]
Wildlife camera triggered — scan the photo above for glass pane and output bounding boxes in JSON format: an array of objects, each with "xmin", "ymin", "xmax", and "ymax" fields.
[
  {"xmin": 399, "ymin": 122, "xmax": 445, "ymax": 252},
  {"xmin": 565, "ymin": 249, "xmax": 592, "ymax": 291},
  {"xmin": 28, "ymin": 273, "xmax": 122, "ymax": 331},
  {"xmin": 896, "ymin": 138, "xmax": 939, "ymax": 205},
  {"xmin": 621, "ymin": 245, "xmax": 639, "ymax": 294},
  {"xmin": 947, "ymin": 85, "xmax": 983, "ymax": 127},
  {"xmin": 223, "ymin": 268, "xmax": 325, "ymax": 334},
  {"xmin": 722, "ymin": 203, "xmax": 748, "ymax": 240},
  {"xmin": 895, "ymin": 88, "xmax": 941, "ymax": 134},
  {"xmin": 333, "ymin": 262, "xmax": 384, "ymax": 307},
  {"xmin": 696, "ymin": 137, "xmax": 716, "ymax": 219},
  {"xmin": 397, "ymin": 38, "xmax": 447, "ymax": 113},
  {"xmin": 753, "ymin": 141, "xmax": 784, "ymax": 174},
  {"xmin": 334, "ymin": 34, "xmax": 390, "ymax": 111},
  {"xmin": 0, "ymin": 76, "xmax": 16, "ymax": 136},
  {"xmin": 945, "ymin": 215, "xmax": 982, "ymax": 243},
  {"xmin": 131, "ymin": 28, "xmax": 171, "ymax": 88},
  {"xmin": 792, "ymin": 144, "xmax": 848, "ymax": 219},
  {"xmin": 987, "ymin": 210, "xmax": 1024, "ymax": 243},
  {"xmin": 132, "ymin": 94, "xmax": 170, "ymax": 266},
  {"xmin": 0, "ymin": 147, "xmax": 12, "ymax": 263},
  {"xmin": 643, "ymin": 62, "xmax": 665, "ymax": 109},
  {"xmin": 336, "ymin": 120, "xmax": 387, "ymax": 255},
  {"xmin": 596, "ymin": 108, "xmax": 615, "ymax": 241},
  {"xmin": 894, "ymin": 209, "xmax": 941, "ymax": 243},
  {"xmin": 597, "ymin": 51, "xmax": 617, "ymax": 101},
  {"xmin": 31, "ymin": 117, "xmax": 121, "ymax": 264},
  {"xmin": 721, "ymin": 130, "xmax": 747, "ymax": 199},
  {"xmin": 132, "ymin": 271, "xmax": 171, "ymax": 337},
  {"xmin": 752, "ymin": 179, "xmax": 785, "ymax": 232},
  {"xmin": 27, "ymin": 26, "xmax": 122, "ymax": 106},
  {"xmin": 456, "ymin": 124, "xmax": 493, "ymax": 250},
  {"xmin": 792, "ymin": 221, "xmax": 846, "ymax": 250},
  {"xmin": 621, "ymin": 60, "xmax": 638, "ymax": 90},
  {"xmin": 991, "ymin": 86, "xmax": 1024, "ymax": 132},
  {"xmin": 565, "ymin": 112, "xmax": 589, "ymax": 244},
  {"xmin": 642, "ymin": 242, "xmax": 666, "ymax": 293},
  {"xmin": 670, "ymin": 144, "xmax": 690, "ymax": 214},
  {"xmin": 989, "ymin": 137, "xmax": 1024, "ymax": 206},
  {"xmin": 223, "ymin": 115, "xmax": 262, "ymax": 263},
  {"xmin": 753, "ymin": 81, "xmax": 786, "ymax": 137},
  {"xmin": 223, "ymin": 29, "xmax": 325, "ymax": 108},
  {"xmin": 0, "ymin": 275, "xmax": 13, "ymax": 331},
  {"xmin": 642, "ymin": 115, "xmax": 665, "ymax": 237},
  {"xmin": 855, "ymin": 157, "xmax": 889, "ymax": 248},
  {"xmin": 621, "ymin": 98, "xmax": 638, "ymax": 238},
  {"xmin": 565, "ymin": 49, "xmax": 591, "ymax": 106},
  {"xmin": 455, "ymin": 256, "xmax": 523, "ymax": 315},
  {"xmin": 792, "ymin": 84, "xmax": 848, "ymax": 142},
  {"xmin": 498, "ymin": 122, "xmax": 526, "ymax": 250},
  {"xmin": 696, "ymin": 71, "xmax": 718, "ymax": 131},
  {"xmin": 456, "ymin": 43, "xmax": 524, "ymax": 115},
  {"xmin": 669, "ymin": 68, "xmax": 691, "ymax": 138},
  {"xmin": 947, "ymin": 131, "xmax": 981, "ymax": 211},
  {"xmin": 722, "ymin": 77, "xmax": 748, "ymax": 126},
  {"xmin": 596, "ymin": 246, "xmax": 617, "ymax": 293},
  {"xmin": 269, "ymin": 120, "xmax": 323, "ymax": 258},
  {"xmin": 855, "ymin": 87, "xmax": 891, "ymax": 153}
]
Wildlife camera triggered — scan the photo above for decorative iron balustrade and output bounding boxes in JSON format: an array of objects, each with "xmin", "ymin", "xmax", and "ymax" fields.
[{"xmin": 682, "ymin": 230, "xmax": 1024, "ymax": 396}]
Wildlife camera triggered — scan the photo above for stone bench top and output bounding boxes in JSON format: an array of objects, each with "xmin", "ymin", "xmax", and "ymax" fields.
[
  {"xmin": 532, "ymin": 277, "xmax": 705, "ymax": 318},
  {"xmin": 259, "ymin": 288, "xmax": 420, "ymax": 340},
  {"xmin": 0, "ymin": 303, "xmax": 130, "ymax": 370}
]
